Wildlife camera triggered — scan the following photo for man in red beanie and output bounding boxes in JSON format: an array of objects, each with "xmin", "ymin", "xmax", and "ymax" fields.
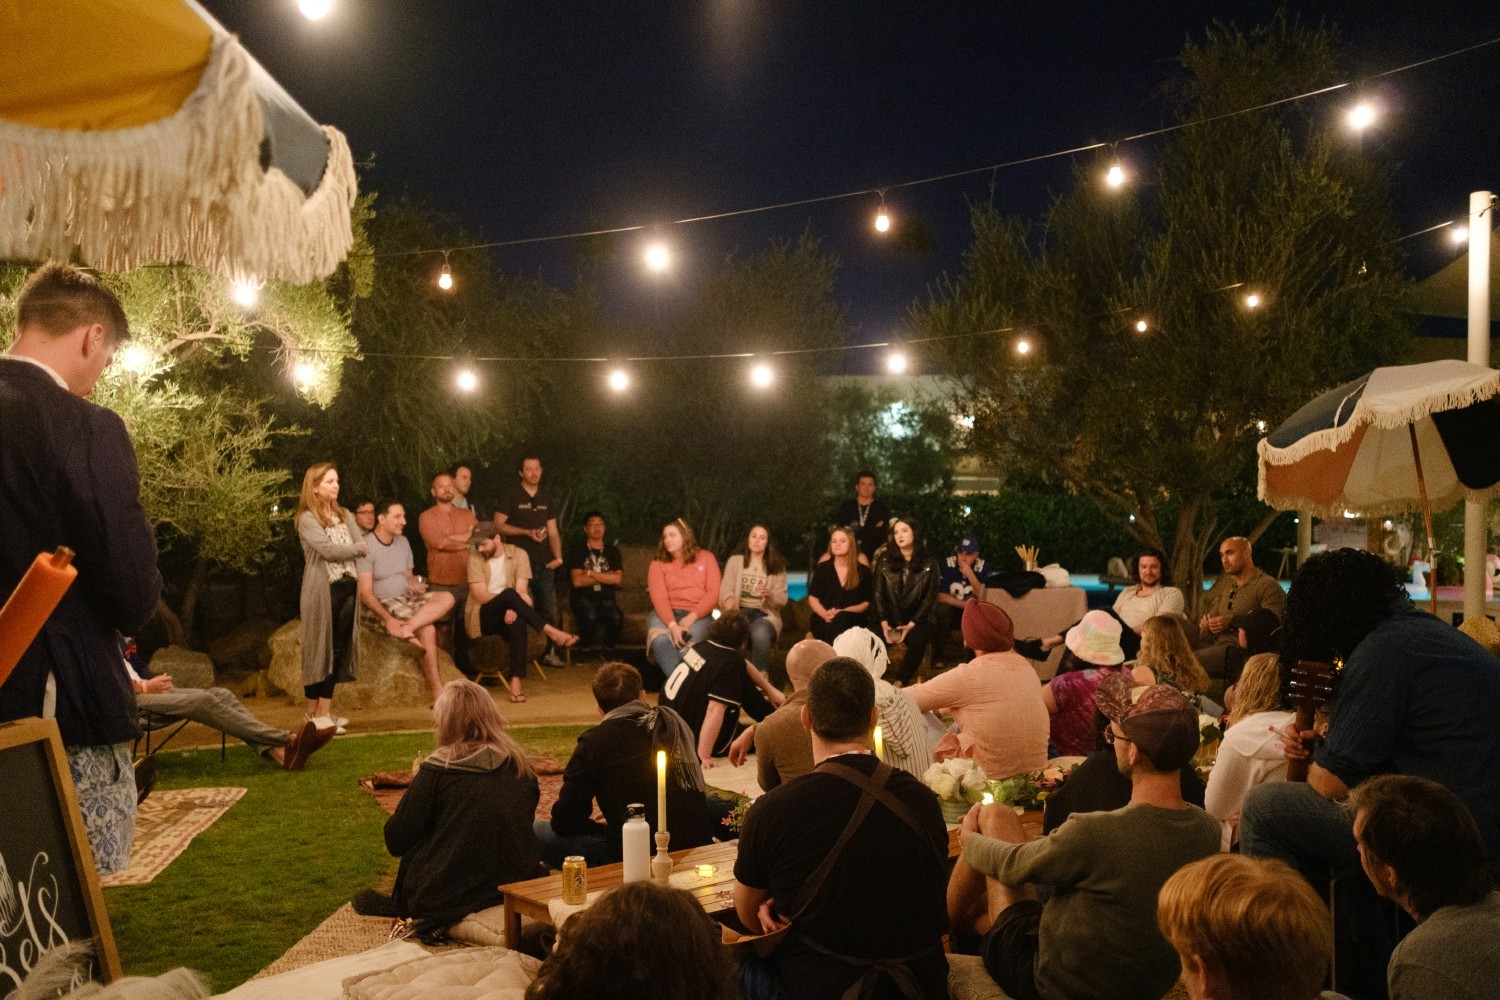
[
  {"xmin": 947, "ymin": 676, "xmax": 1220, "ymax": 1000},
  {"xmin": 907, "ymin": 599, "xmax": 1049, "ymax": 780}
]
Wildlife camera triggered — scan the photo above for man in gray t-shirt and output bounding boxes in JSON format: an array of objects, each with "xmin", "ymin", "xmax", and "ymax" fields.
[
  {"xmin": 948, "ymin": 679, "xmax": 1220, "ymax": 1000},
  {"xmin": 356, "ymin": 501, "xmax": 453, "ymax": 700}
]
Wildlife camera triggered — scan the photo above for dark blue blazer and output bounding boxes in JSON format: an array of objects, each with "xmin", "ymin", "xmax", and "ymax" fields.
[{"xmin": 0, "ymin": 358, "xmax": 161, "ymax": 746}]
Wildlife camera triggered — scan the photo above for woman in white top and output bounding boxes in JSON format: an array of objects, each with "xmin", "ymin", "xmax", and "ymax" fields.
[
  {"xmin": 1203, "ymin": 652, "xmax": 1294, "ymax": 849},
  {"xmin": 718, "ymin": 524, "xmax": 789, "ymax": 673}
]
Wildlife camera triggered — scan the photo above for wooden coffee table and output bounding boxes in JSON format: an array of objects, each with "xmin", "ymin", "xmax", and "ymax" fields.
[{"xmin": 498, "ymin": 810, "xmax": 1042, "ymax": 948}]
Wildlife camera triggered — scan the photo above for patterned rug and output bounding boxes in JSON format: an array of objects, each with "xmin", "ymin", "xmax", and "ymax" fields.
[
  {"xmin": 361, "ymin": 755, "xmax": 567, "ymax": 819},
  {"xmin": 101, "ymin": 786, "xmax": 246, "ymax": 887}
]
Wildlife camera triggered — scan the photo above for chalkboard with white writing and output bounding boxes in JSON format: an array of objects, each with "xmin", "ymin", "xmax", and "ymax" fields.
[{"xmin": 0, "ymin": 718, "xmax": 120, "ymax": 996}]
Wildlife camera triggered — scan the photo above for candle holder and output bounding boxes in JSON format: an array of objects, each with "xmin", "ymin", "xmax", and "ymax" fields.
[{"xmin": 651, "ymin": 830, "xmax": 672, "ymax": 885}]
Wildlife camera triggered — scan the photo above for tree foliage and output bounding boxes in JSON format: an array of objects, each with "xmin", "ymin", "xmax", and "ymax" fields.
[{"xmin": 917, "ymin": 15, "xmax": 1412, "ymax": 604}]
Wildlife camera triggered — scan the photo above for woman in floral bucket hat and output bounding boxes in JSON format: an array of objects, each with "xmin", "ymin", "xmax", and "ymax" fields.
[{"xmin": 1042, "ymin": 611, "xmax": 1152, "ymax": 756}]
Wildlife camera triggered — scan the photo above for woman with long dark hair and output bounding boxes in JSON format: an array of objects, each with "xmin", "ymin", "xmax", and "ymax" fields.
[
  {"xmin": 719, "ymin": 524, "xmax": 788, "ymax": 672},
  {"xmin": 871, "ymin": 516, "xmax": 941, "ymax": 684},
  {"xmin": 646, "ymin": 518, "xmax": 721, "ymax": 683},
  {"xmin": 807, "ymin": 526, "xmax": 872, "ymax": 643},
  {"xmin": 354, "ymin": 679, "xmax": 543, "ymax": 925},
  {"xmin": 295, "ymin": 462, "xmax": 366, "ymax": 733}
]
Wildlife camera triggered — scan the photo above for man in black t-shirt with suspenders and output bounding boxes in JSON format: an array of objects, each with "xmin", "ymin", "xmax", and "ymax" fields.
[{"xmin": 733, "ymin": 657, "xmax": 949, "ymax": 1000}]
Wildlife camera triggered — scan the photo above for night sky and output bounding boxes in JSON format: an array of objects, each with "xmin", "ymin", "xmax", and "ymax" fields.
[{"xmin": 203, "ymin": 2, "xmax": 1500, "ymax": 363}]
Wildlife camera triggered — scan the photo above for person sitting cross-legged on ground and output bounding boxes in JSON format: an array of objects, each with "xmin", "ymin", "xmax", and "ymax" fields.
[
  {"xmin": 832, "ymin": 626, "xmax": 935, "ymax": 778},
  {"xmin": 1158, "ymin": 854, "xmax": 1346, "ymax": 1000},
  {"xmin": 907, "ymin": 599, "xmax": 1049, "ymax": 780},
  {"xmin": 661, "ymin": 609, "xmax": 784, "ymax": 767},
  {"xmin": 466, "ymin": 533, "xmax": 578, "ymax": 703},
  {"xmin": 726, "ymin": 637, "xmax": 837, "ymax": 792},
  {"xmin": 357, "ymin": 499, "xmax": 455, "ymax": 702},
  {"xmin": 1350, "ymin": 774, "xmax": 1500, "ymax": 1000},
  {"xmin": 948, "ymin": 676, "xmax": 1220, "ymax": 1000},
  {"xmin": 123, "ymin": 644, "xmax": 325, "ymax": 772},
  {"xmin": 353, "ymin": 679, "xmax": 544, "ymax": 926},
  {"xmin": 525, "ymin": 881, "xmax": 738, "ymax": 1000},
  {"xmin": 734, "ymin": 657, "xmax": 951, "ymax": 1000},
  {"xmin": 536, "ymin": 662, "xmax": 716, "ymax": 868},
  {"xmin": 566, "ymin": 511, "xmax": 625, "ymax": 654}
]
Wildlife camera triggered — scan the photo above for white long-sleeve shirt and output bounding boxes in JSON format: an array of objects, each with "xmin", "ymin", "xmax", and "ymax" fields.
[{"xmin": 1204, "ymin": 709, "xmax": 1294, "ymax": 849}]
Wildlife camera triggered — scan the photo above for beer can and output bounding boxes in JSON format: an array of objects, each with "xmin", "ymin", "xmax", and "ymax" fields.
[{"xmin": 561, "ymin": 855, "xmax": 588, "ymax": 904}]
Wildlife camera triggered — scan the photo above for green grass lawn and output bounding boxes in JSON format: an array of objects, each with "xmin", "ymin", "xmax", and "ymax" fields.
[{"xmin": 106, "ymin": 726, "xmax": 586, "ymax": 993}]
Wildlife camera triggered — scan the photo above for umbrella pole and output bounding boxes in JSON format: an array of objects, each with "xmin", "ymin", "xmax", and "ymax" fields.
[{"xmin": 1409, "ymin": 425, "xmax": 1439, "ymax": 615}]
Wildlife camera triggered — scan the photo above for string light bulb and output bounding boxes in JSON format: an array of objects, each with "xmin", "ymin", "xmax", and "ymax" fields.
[
  {"xmin": 1244, "ymin": 292, "xmax": 1262, "ymax": 310},
  {"xmin": 1014, "ymin": 337, "xmax": 1032, "ymax": 357},
  {"xmin": 1134, "ymin": 319, "xmax": 1149, "ymax": 333},
  {"xmin": 749, "ymin": 362, "xmax": 774, "ymax": 388},
  {"xmin": 230, "ymin": 278, "xmax": 261, "ymax": 308},
  {"xmin": 1105, "ymin": 162, "xmax": 1126, "ymax": 189},
  {"xmin": 608, "ymin": 368, "xmax": 630, "ymax": 392},
  {"xmin": 299, "ymin": 0, "xmax": 332, "ymax": 19},
  {"xmin": 437, "ymin": 253, "xmax": 454, "ymax": 291},
  {"xmin": 886, "ymin": 350, "xmax": 908, "ymax": 374},
  {"xmin": 1347, "ymin": 101, "xmax": 1376, "ymax": 131},
  {"xmin": 292, "ymin": 361, "xmax": 319, "ymax": 388},
  {"xmin": 1452, "ymin": 225, "xmax": 1470, "ymax": 245},
  {"xmin": 119, "ymin": 344, "xmax": 153, "ymax": 375},
  {"xmin": 455, "ymin": 368, "xmax": 478, "ymax": 393},
  {"xmin": 644, "ymin": 241, "xmax": 671, "ymax": 273},
  {"xmin": 874, "ymin": 194, "xmax": 892, "ymax": 234}
]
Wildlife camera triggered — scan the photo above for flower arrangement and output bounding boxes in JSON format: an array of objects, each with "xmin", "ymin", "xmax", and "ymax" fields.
[{"xmin": 923, "ymin": 757, "xmax": 990, "ymax": 823}]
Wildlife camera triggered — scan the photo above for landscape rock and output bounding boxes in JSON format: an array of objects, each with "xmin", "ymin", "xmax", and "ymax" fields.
[
  {"xmin": 206, "ymin": 618, "xmax": 278, "ymax": 679},
  {"xmin": 267, "ymin": 619, "xmax": 464, "ymax": 709},
  {"xmin": 149, "ymin": 645, "xmax": 216, "ymax": 689}
]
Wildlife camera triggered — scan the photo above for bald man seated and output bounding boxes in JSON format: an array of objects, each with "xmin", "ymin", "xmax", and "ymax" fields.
[{"xmin": 1193, "ymin": 536, "xmax": 1286, "ymax": 679}]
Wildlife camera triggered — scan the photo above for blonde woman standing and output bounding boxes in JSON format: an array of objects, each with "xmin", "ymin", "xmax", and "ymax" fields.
[{"xmin": 295, "ymin": 463, "xmax": 366, "ymax": 733}]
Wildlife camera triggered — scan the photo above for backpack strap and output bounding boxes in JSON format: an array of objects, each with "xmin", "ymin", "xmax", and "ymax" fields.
[{"xmin": 819, "ymin": 759, "xmax": 934, "ymax": 846}]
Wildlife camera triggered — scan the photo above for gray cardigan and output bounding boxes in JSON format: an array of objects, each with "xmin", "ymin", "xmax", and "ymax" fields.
[
  {"xmin": 718, "ymin": 554, "xmax": 789, "ymax": 636},
  {"xmin": 297, "ymin": 509, "xmax": 366, "ymax": 687}
]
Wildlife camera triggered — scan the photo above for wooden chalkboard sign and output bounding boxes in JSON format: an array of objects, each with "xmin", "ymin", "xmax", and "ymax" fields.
[{"xmin": 0, "ymin": 718, "xmax": 120, "ymax": 995}]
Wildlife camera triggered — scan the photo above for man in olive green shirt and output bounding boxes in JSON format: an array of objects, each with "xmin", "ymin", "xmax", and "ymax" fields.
[
  {"xmin": 1193, "ymin": 535, "xmax": 1286, "ymax": 678},
  {"xmin": 948, "ymin": 678, "xmax": 1221, "ymax": 1000}
]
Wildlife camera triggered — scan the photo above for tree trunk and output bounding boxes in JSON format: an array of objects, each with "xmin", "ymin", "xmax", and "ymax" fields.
[
  {"xmin": 155, "ymin": 598, "xmax": 187, "ymax": 648},
  {"xmin": 178, "ymin": 556, "xmax": 212, "ymax": 649}
]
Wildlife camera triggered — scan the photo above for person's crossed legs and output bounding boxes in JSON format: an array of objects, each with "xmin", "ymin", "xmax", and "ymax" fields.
[
  {"xmin": 384, "ymin": 590, "xmax": 456, "ymax": 700},
  {"xmin": 947, "ymin": 803, "xmax": 1045, "ymax": 1000}
]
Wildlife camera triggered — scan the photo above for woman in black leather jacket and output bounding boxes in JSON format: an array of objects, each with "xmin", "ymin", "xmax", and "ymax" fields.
[{"xmin": 872, "ymin": 516, "xmax": 942, "ymax": 684}]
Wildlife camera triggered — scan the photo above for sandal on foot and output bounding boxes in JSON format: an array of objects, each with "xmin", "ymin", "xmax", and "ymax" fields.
[{"xmin": 509, "ymin": 693, "xmax": 527, "ymax": 703}]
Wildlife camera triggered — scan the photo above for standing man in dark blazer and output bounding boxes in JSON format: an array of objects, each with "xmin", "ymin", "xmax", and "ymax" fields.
[{"xmin": 0, "ymin": 263, "xmax": 162, "ymax": 874}]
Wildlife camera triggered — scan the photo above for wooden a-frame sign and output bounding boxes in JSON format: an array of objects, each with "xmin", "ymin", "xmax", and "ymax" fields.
[{"xmin": 0, "ymin": 717, "xmax": 121, "ymax": 994}]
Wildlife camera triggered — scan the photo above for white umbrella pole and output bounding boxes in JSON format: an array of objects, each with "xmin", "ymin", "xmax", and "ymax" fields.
[
  {"xmin": 1464, "ymin": 190, "xmax": 1494, "ymax": 625},
  {"xmin": 1410, "ymin": 425, "xmax": 1439, "ymax": 615}
]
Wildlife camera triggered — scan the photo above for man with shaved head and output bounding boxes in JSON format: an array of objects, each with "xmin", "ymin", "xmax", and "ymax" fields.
[
  {"xmin": 1193, "ymin": 536, "xmax": 1286, "ymax": 679},
  {"xmin": 727, "ymin": 638, "xmax": 838, "ymax": 791}
]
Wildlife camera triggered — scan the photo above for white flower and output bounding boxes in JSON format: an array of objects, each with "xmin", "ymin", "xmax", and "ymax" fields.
[
  {"xmin": 931, "ymin": 773, "xmax": 959, "ymax": 800},
  {"xmin": 943, "ymin": 757, "xmax": 972, "ymax": 778},
  {"xmin": 960, "ymin": 765, "xmax": 989, "ymax": 792},
  {"xmin": 1198, "ymin": 713, "xmax": 1219, "ymax": 729}
]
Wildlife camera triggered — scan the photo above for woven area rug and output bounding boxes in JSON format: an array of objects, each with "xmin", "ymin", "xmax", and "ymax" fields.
[
  {"xmin": 251, "ymin": 903, "xmax": 418, "ymax": 979},
  {"xmin": 361, "ymin": 755, "xmax": 567, "ymax": 819},
  {"xmin": 101, "ymin": 786, "xmax": 246, "ymax": 887}
]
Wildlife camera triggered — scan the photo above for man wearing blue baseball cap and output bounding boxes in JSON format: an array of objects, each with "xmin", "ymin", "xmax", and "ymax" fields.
[{"xmin": 936, "ymin": 534, "xmax": 989, "ymax": 664}]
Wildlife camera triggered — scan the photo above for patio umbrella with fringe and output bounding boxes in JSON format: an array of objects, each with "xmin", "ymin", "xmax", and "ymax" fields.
[
  {"xmin": 0, "ymin": 0, "xmax": 357, "ymax": 283},
  {"xmin": 1258, "ymin": 360, "xmax": 1500, "ymax": 612}
]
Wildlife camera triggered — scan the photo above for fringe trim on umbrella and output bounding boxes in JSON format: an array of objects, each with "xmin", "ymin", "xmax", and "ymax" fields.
[
  {"xmin": 1258, "ymin": 482, "xmax": 1498, "ymax": 519},
  {"xmin": 1257, "ymin": 373, "xmax": 1500, "ymax": 470},
  {"xmin": 0, "ymin": 34, "xmax": 355, "ymax": 283}
]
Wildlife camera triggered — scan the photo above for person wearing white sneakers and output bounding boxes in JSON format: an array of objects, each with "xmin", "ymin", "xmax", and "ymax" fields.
[{"xmin": 295, "ymin": 462, "xmax": 366, "ymax": 737}]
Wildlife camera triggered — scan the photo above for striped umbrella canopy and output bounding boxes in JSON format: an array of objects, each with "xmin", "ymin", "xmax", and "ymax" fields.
[
  {"xmin": 0, "ymin": 0, "xmax": 357, "ymax": 283},
  {"xmin": 1258, "ymin": 360, "xmax": 1500, "ymax": 518}
]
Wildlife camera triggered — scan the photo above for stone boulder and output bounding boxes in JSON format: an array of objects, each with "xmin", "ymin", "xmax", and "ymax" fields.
[
  {"xmin": 206, "ymin": 618, "xmax": 278, "ymax": 680},
  {"xmin": 149, "ymin": 645, "xmax": 216, "ymax": 689},
  {"xmin": 267, "ymin": 619, "xmax": 464, "ymax": 709}
]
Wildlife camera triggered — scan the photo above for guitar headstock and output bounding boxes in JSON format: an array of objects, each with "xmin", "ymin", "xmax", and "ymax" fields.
[{"xmin": 1287, "ymin": 659, "xmax": 1337, "ymax": 710}]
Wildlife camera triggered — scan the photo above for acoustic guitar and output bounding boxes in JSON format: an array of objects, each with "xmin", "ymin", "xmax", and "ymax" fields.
[{"xmin": 1284, "ymin": 659, "xmax": 1338, "ymax": 783}]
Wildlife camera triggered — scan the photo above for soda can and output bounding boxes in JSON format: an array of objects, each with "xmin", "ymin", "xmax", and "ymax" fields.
[{"xmin": 561, "ymin": 855, "xmax": 587, "ymax": 904}]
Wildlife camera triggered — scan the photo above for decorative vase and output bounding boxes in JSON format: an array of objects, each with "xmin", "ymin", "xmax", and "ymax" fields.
[{"xmin": 940, "ymin": 797, "xmax": 971, "ymax": 824}]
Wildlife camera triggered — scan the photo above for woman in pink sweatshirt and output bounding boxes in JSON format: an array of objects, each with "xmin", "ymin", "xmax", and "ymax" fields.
[{"xmin": 646, "ymin": 518, "xmax": 721, "ymax": 685}]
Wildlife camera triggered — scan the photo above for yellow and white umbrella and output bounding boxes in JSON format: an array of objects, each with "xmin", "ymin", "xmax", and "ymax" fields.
[{"xmin": 0, "ymin": 0, "xmax": 357, "ymax": 283}]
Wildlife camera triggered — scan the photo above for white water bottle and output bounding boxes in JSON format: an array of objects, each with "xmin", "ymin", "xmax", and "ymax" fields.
[{"xmin": 622, "ymin": 803, "xmax": 651, "ymax": 883}]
